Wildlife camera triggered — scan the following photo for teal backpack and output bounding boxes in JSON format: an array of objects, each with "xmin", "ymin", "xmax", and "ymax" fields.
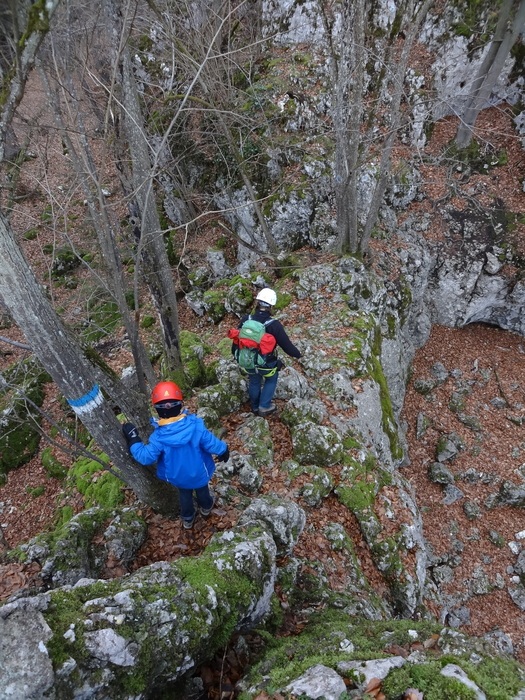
[{"xmin": 229, "ymin": 317, "xmax": 277, "ymax": 374}]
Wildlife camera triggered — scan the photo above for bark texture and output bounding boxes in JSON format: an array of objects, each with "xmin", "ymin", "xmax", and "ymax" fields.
[{"xmin": 0, "ymin": 211, "xmax": 180, "ymax": 516}]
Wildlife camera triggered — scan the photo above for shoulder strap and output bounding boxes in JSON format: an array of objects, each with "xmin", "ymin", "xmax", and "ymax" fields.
[{"xmin": 263, "ymin": 318, "xmax": 274, "ymax": 327}]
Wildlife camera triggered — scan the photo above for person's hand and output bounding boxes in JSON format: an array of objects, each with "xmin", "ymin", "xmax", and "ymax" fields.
[
  {"xmin": 122, "ymin": 423, "xmax": 141, "ymax": 446},
  {"xmin": 217, "ymin": 446, "xmax": 230, "ymax": 462},
  {"xmin": 276, "ymin": 358, "xmax": 285, "ymax": 371}
]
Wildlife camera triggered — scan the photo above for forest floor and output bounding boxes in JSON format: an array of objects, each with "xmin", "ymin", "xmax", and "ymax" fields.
[{"xmin": 1, "ymin": 101, "xmax": 525, "ymax": 698}]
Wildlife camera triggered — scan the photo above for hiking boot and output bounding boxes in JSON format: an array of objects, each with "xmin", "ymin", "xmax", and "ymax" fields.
[
  {"xmin": 182, "ymin": 515, "xmax": 196, "ymax": 530},
  {"xmin": 200, "ymin": 491, "xmax": 216, "ymax": 517},
  {"xmin": 258, "ymin": 402, "xmax": 276, "ymax": 416}
]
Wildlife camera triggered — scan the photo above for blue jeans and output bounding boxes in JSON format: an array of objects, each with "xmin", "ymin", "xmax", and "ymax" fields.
[
  {"xmin": 178, "ymin": 484, "xmax": 213, "ymax": 522},
  {"xmin": 248, "ymin": 370, "xmax": 278, "ymax": 411}
]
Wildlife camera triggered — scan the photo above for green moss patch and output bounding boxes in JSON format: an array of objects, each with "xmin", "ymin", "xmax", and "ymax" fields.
[
  {"xmin": 67, "ymin": 453, "xmax": 124, "ymax": 508},
  {"xmin": 239, "ymin": 613, "xmax": 523, "ymax": 699},
  {"xmin": 0, "ymin": 358, "xmax": 50, "ymax": 481},
  {"xmin": 180, "ymin": 330, "xmax": 212, "ymax": 387}
]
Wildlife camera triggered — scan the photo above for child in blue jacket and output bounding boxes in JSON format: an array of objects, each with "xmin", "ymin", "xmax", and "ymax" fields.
[{"xmin": 122, "ymin": 381, "xmax": 229, "ymax": 529}]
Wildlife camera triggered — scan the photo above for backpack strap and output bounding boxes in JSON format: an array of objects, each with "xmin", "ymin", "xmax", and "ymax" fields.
[{"xmin": 263, "ymin": 318, "xmax": 274, "ymax": 327}]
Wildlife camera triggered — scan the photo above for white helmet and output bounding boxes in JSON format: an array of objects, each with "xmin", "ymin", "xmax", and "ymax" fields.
[{"xmin": 256, "ymin": 288, "xmax": 277, "ymax": 306}]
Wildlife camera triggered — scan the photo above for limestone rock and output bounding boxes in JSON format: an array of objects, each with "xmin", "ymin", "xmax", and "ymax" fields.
[{"xmin": 284, "ymin": 663, "xmax": 346, "ymax": 700}]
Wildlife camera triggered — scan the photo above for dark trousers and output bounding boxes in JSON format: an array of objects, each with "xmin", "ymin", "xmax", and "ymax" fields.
[
  {"xmin": 178, "ymin": 484, "xmax": 214, "ymax": 522},
  {"xmin": 248, "ymin": 370, "xmax": 278, "ymax": 411}
]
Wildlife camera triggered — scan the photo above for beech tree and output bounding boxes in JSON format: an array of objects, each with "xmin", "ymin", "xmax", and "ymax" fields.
[
  {"xmin": 0, "ymin": 0, "xmax": 181, "ymax": 516},
  {"xmin": 143, "ymin": 0, "xmax": 282, "ymax": 258},
  {"xmin": 36, "ymin": 0, "xmax": 183, "ymax": 383},
  {"xmin": 456, "ymin": 0, "xmax": 525, "ymax": 148},
  {"xmin": 323, "ymin": 0, "xmax": 433, "ymax": 257}
]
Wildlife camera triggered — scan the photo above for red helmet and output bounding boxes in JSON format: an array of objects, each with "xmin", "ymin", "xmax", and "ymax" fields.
[{"xmin": 151, "ymin": 381, "xmax": 183, "ymax": 405}]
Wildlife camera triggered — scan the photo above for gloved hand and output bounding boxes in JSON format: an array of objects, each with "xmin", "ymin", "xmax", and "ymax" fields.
[
  {"xmin": 276, "ymin": 359, "xmax": 285, "ymax": 371},
  {"xmin": 216, "ymin": 446, "xmax": 230, "ymax": 463},
  {"xmin": 122, "ymin": 423, "xmax": 141, "ymax": 446}
]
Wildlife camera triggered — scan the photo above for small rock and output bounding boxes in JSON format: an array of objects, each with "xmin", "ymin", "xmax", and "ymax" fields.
[
  {"xmin": 440, "ymin": 664, "xmax": 486, "ymax": 699},
  {"xmin": 463, "ymin": 501, "xmax": 481, "ymax": 520},
  {"xmin": 442, "ymin": 484, "xmax": 464, "ymax": 505},
  {"xmin": 428, "ymin": 462, "xmax": 454, "ymax": 485},
  {"xmin": 490, "ymin": 397, "xmax": 507, "ymax": 409},
  {"xmin": 284, "ymin": 663, "xmax": 346, "ymax": 700}
]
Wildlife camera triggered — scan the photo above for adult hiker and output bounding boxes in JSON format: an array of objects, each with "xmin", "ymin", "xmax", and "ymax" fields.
[
  {"xmin": 122, "ymin": 381, "xmax": 229, "ymax": 529},
  {"xmin": 234, "ymin": 287, "xmax": 302, "ymax": 416}
]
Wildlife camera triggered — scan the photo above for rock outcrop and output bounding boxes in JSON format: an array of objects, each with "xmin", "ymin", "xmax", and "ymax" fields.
[{"xmin": 0, "ymin": 497, "xmax": 302, "ymax": 699}]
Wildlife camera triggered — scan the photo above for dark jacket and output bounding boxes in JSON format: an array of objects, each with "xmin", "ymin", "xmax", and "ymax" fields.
[
  {"xmin": 238, "ymin": 309, "xmax": 302, "ymax": 358},
  {"xmin": 130, "ymin": 412, "xmax": 227, "ymax": 489}
]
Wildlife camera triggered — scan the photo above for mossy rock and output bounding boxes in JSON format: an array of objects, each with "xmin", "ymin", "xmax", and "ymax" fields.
[
  {"xmin": 217, "ymin": 337, "xmax": 234, "ymax": 359},
  {"xmin": 197, "ymin": 383, "xmax": 244, "ymax": 417},
  {"xmin": 238, "ymin": 614, "xmax": 441, "ymax": 698},
  {"xmin": 280, "ymin": 397, "xmax": 328, "ymax": 427},
  {"xmin": 238, "ymin": 416, "xmax": 274, "ymax": 470},
  {"xmin": 281, "ymin": 459, "xmax": 306, "ymax": 482},
  {"xmin": 449, "ymin": 391, "xmax": 467, "ymax": 413},
  {"xmin": 240, "ymin": 613, "xmax": 523, "ymax": 700},
  {"xmin": 180, "ymin": 330, "xmax": 212, "ymax": 387},
  {"xmin": 19, "ymin": 506, "xmax": 147, "ymax": 588},
  {"xmin": 197, "ymin": 359, "xmax": 247, "ymax": 417},
  {"xmin": 41, "ymin": 447, "xmax": 68, "ymax": 480},
  {"xmin": 51, "ymin": 247, "xmax": 82, "ymax": 278},
  {"xmin": 0, "ymin": 358, "xmax": 51, "ymax": 481},
  {"xmin": 22, "ymin": 507, "xmax": 111, "ymax": 586},
  {"xmin": 205, "ymin": 359, "xmax": 219, "ymax": 385},
  {"xmin": 299, "ymin": 466, "xmax": 333, "ymax": 506},
  {"xmin": 335, "ymin": 454, "xmax": 390, "ymax": 520},
  {"xmin": 457, "ymin": 413, "xmax": 482, "ymax": 431},
  {"xmin": 413, "ymin": 377, "xmax": 439, "ymax": 395},
  {"xmin": 224, "ymin": 279, "xmax": 254, "ymax": 315},
  {"xmin": 67, "ymin": 452, "xmax": 125, "ymax": 508},
  {"xmin": 202, "ymin": 290, "xmax": 226, "ymax": 323},
  {"xmin": 196, "ymin": 405, "xmax": 222, "ymax": 432},
  {"xmin": 290, "ymin": 421, "xmax": 344, "ymax": 466}
]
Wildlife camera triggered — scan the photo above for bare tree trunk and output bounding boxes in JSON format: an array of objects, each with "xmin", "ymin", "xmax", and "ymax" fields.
[
  {"xmin": 0, "ymin": 210, "xmax": 180, "ymax": 516},
  {"xmin": 324, "ymin": 0, "xmax": 432, "ymax": 257},
  {"xmin": 0, "ymin": 0, "xmax": 62, "ymax": 162},
  {"xmin": 321, "ymin": 0, "xmax": 364, "ymax": 255},
  {"xmin": 38, "ymin": 65, "xmax": 157, "ymax": 399},
  {"xmin": 359, "ymin": 0, "xmax": 433, "ymax": 256},
  {"xmin": 89, "ymin": 0, "xmax": 182, "ymax": 376},
  {"xmin": 147, "ymin": 0, "xmax": 280, "ymax": 258},
  {"xmin": 117, "ymin": 41, "xmax": 184, "ymax": 375},
  {"xmin": 456, "ymin": 0, "xmax": 525, "ymax": 148}
]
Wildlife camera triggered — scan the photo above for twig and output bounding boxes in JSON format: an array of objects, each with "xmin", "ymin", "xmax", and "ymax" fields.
[
  {"xmin": 0, "ymin": 335, "xmax": 31, "ymax": 350},
  {"xmin": 494, "ymin": 365, "xmax": 514, "ymax": 409}
]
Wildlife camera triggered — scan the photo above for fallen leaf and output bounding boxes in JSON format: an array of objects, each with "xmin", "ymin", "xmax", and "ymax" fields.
[
  {"xmin": 423, "ymin": 634, "xmax": 439, "ymax": 649},
  {"xmin": 384, "ymin": 643, "xmax": 408, "ymax": 657},
  {"xmin": 366, "ymin": 677, "xmax": 382, "ymax": 692}
]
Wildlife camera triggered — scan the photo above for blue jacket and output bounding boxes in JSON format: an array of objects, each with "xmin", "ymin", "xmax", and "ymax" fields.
[{"xmin": 130, "ymin": 412, "xmax": 227, "ymax": 489}]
